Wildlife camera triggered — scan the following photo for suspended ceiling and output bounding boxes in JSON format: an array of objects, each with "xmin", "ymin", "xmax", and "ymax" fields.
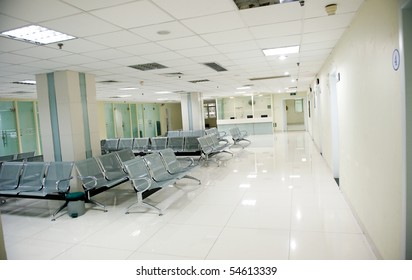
[{"xmin": 0, "ymin": 0, "xmax": 364, "ymax": 103}]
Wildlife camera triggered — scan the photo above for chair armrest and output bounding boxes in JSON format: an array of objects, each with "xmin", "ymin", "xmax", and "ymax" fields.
[
  {"xmin": 55, "ymin": 176, "xmax": 73, "ymax": 192},
  {"xmin": 78, "ymin": 175, "xmax": 98, "ymax": 190},
  {"xmin": 131, "ymin": 177, "xmax": 152, "ymax": 193}
]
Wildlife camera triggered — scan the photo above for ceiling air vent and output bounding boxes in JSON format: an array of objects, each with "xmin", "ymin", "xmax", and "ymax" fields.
[
  {"xmin": 159, "ymin": 72, "xmax": 183, "ymax": 77},
  {"xmin": 98, "ymin": 80, "xmax": 119, "ymax": 83},
  {"xmin": 189, "ymin": 79, "xmax": 210, "ymax": 84},
  {"xmin": 129, "ymin": 63, "xmax": 167, "ymax": 71},
  {"xmin": 233, "ymin": 0, "xmax": 301, "ymax": 10},
  {"xmin": 203, "ymin": 62, "xmax": 227, "ymax": 72}
]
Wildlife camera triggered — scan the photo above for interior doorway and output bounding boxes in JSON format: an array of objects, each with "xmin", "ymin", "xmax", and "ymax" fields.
[
  {"xmin": 329, "ymin": 71, "xmax": 340, "ymax": 185},
  {"xmin": 284, "ymin": 98, "xmax": 305, "ymax": 131}
]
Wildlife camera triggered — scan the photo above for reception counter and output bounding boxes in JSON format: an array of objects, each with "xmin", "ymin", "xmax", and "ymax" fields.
[{"xmin": 217, "ymin": 117, "xmax": 274, "ymax": 135}]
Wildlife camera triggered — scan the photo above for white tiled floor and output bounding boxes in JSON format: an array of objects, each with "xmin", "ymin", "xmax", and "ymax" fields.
[{"xmin": 0, "ymin": 131, "xmax": 377, "ymax": 260}]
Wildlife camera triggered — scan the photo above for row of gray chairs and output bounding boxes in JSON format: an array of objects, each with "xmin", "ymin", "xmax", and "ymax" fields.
[
  {"xmin": 229, "ymin": 127, "xmax": 251, "ymax": 147},
  {"xmin": 101, "ymin": 136, "xmax": 201, "ymax": 155},
  {"xmin": 166, "ymin": 129, "xmax": 205, "ymax": 138},
  {"xmin": 75, "ymin": 148, "xmax": 201, "ymax": 215},
  {"xmin": 123, "ymin": 148, "xmax": 201, "ymax": 215},
  {"xmin": 0, "ymin": 161, "xmax": 74, "ymax": 220},
  {"xmin": 197, "ymin": 134, "xmax": 233, "ymax": 166},
  {"xmin": 0, "ymin": 151, "xmax": 36, "ymax": 164}
]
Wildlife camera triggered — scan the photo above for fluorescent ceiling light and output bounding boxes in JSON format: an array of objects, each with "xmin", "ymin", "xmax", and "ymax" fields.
[
  {"xmin": 13, "ymin": 80, "xmax": 36, "ymax": 85},
  {"xmin": 263, "ymin": 46, "xmax": 300, "ymax": 56},
  {"xmin": 119, "ymin": 87, "xmax": 137, "ymax": 91},
  {"xmin": 279, "ymin": 55, "xmax": 288, "ymax": 60},
  {"xmin": 1, "ymin": 25, "xmax": 76, "ymax": 45},
  {"xmin": 155, "ymin": 91, "xmax": 172, "ymax": 94},
  {"xmin": 237, "ymin": 86, "xmax": 251, "ymax": 90},
  {"xmin": 115, "ymin": 94, "xmax": 132, "ymax": 98}
]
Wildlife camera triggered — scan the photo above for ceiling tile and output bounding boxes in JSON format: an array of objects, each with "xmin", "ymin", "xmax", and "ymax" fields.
[
  {"xmin": 118, "ymin": 42, "xmax": 169, "ymax": 55},
  {"xmin": 152, "ymin": 0, "xmax": 236, "ymax": 19},
  {"xmin": 0, "ymin": 14, "xmax": 29, "ymax": 33},
  {"xmin": 304, "ymin": 13, "xmax": 355, "ymax": 33},
  {"xmin": 256, "ymin": 35, "xmax": 301, "ymax": 49},
  {"xmin": 0, "ymin": 0, "xmax": 81, "ymax": 23},
  {"xmin": 240, "ymin": 2, "xmax": 302, "ymax": 26},
  {"xmin": 62, "ymin": 0, "xmax": 133, "ymax": 11},
  {"xmin": 302, "ymin": 28, "xmax": 346, "ymax": 44},
  {"xmin": 130, "ymin": 21, "xmax": 195, "ymax": 41},
  {"xmin": 157, "ymin": 36, "xmax": 209, "ymax": 51},
  {"xmin": 201, "ymin": 28, "xmax": 254, "ymax": 45},
  {"xmin": 86, "ymin": 30, "xmax": 148, "ymax": 48},
  {"xmin": 215, "ymin": 41, "xmax": 259, "ymax": 53},
  {"xmin": 249, "ymin": 21, "xmax": 302, "ymax": 39},
  {"xmin": 177, "ymin": 46, "xmax": 220, "ymax": 58},
  {"xmin": 12, "ymin": 46, "xmax": 71, "ymax": 60},
  {"xmin": 90, "ymin": 0, "xmax": 173, "ymax": 29},
  {"xmin": 43, "ymin": 13, "xmax": 121, "ymax": 37},
  {"xmin": 181, "ymin": 12, "xmax": 245, "ymax": 34}
]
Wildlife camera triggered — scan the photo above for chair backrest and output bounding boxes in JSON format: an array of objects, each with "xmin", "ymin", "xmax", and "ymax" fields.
[
  {"xmin": 133, "ymin": 137, "xmax": 150, "ymax": 152},
  {"xmin": 167, "ymin": 136, "xmax": 185, "ymax": 152},
  {"xmin": 44, "ymin": 161, "xmax": 73, "ymax": 193},
  {"xmin": 123, "ymin": 157, "xmax": 157, "ymax": 192},
  {"xmin": 18, "ymin": 162, "xmax": 47, "ymax": 192},
  {"xmin": 167, "ymin": 131, "xmax": 181, "ymax": 137},
  {"xmin": 116, "ymin": 148, "xmax": 135, "ymax": 163},
  {"xmin": 15, "ymin": 151, "xmax": 35, "ymax": 160},
  {"xmin": 143, "ymin": 152, "xmax": 170, "ymax": 181},
  {"xmin": 229, "ymin": 127, "xmax": 240, "ymax": 139},
  {"xmin": 75, "ymin": 158, "xmax": 105, "ymax": 189},
  {"xmin": 75, "ymin": 158, "xmax": 104, "ymax": 179},
  {"xmin": 158, "ymin": 148, "xmax": 181, "ymax": 173},
  {"xmin": 197, "ymin": 137, "xmax": 213, "ymax": 155},
  {"xmin": 151, "ymin": 137, "xmax": 168, "ymax": 150},
  {"xmin": 184, "ymin": 136, "xmax": 200, "ymax": 152},
  {"xmin": 0, "ymin": 154, "xmax": 15, "ymax": 162},
  {"xmin": 26, "ymin": 155, "xmax": 44, "ymax": 162},
  {"xmin": 102, "ymin": 138, "xmax": 119, "ymax": 152},
  {"xmin": 96, "ymin": 153, "xmax": 126, "ymax": 180},
  {"xmin": 0, "ymin": 162, "xmax": 23, "ymax": 190},
  {"xmin": 118, "ymin": 138, "xmax": 134, "ymax": 150}
]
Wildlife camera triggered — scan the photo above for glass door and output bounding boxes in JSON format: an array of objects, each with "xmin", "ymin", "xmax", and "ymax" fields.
[{"xmin": 0, "ymin": 101, "xmax": 19, "ymax": 156}]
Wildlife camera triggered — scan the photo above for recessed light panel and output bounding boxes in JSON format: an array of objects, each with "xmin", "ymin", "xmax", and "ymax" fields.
[
  {"xmin": 263, "ymin": 46, "xmax": 300, "ymax": 56},
  {"xmin": 1, "ymin": 25, "xmax": 76, "ymax": 45}
]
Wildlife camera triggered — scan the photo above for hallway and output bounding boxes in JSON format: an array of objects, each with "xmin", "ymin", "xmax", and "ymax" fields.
[{"xmin": 0, "ymin": 131, "xmax": 376, "ymax": 260}]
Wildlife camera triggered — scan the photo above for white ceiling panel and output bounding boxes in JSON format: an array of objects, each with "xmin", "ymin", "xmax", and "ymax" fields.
[
  {"xmin": 249, "ymin": 20, "xmax": 302, "ymax": 39},
  {"xmin": 0, "ymin": 14, "xmax": 29, "ymax": 33},
  {"xmin": 58, "ymin": 39, "xmax": 108, "ymax": 53},
  {"xmin": 302, "ymin": 28, "xmax": 346, "ymax": 44},
  {"xmin": 86, "ymin": 30, "xmax": 148, "ymax": 48},
  {"xmin": 43, "ymin": 13, "xmax": 121, "ymax": 37},
  {"xmin": 12, "ymin": 46, "xmax": 71, "ymax": 60},
  {"xmin": 50, "ymin": 54, "xmax": 95, "ymax": 66},
  {"xmin": 90, "ymin": 1, "xmax": 173, "ymax": 29},
  {"xmin": 0, "ymin": 0, "xmax": 365, "ymax": 101},
  {"xmin": 0, "ymin": 0, "xmax": 81, "ymax": 23},
  {"xmin": 214, "ymin": 41, "xmax": 259, "ymax": 54},
  {"xmin": 130, "ymin": 21, "xmax": 195, "ymax": 41},
  {"xmin": 62, "ymin": 0, "xmax": 134, "ymax": 11},
  {"xmin": 256, "ymin": 35, "xmax": 301, "ymax": 49},
  {"xmin": 157, "ymin": 36, "xmax": 209, "ymax": 51},
  {"xmin": 201, "ymin": 28, "xmax": 254, "ymax": 45},
  {"xmin": 177, "ymin": 46, "xmax": 220, "ymax": 58},
  {"xmin": 304, "ymin": 13, "xmax": 355, "ymax": 33},
  {"xmin": 181, "ymin": 12, "xmax": 245, "ymax": 34},
  {"xmin": 152, "ymin": 0, "xmax": 236, "ymax": 19},
  {"xmin": 240, "ymin": 1, "xmax": 302, "ymax": 26},
  {"xmin": 0, "ymin": 37, "xmax": 34, "ymax": 52}
]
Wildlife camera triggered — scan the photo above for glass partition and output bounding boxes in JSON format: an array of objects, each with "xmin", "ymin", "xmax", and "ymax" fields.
[
  {"xmin": 217, "ymin": 94, "xmax": 272, "ymax": 120},
  {"xmin": 17, "ymin": 101, "xmax": 38, "ymax": 154},
  {"xmin": 0, "ymin": 101, "xmax": 19, "ymax": 156}
]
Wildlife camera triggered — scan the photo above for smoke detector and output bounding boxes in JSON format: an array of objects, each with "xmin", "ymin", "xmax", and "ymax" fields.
[{"xmin": 325, "ymin": 4, "xmax": 337, "ymax": 15}]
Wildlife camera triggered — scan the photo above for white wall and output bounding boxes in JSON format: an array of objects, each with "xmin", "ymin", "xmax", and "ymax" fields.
[{"xmin": 311, "ymin": 0, "xmax": 403, "ymax": 259}]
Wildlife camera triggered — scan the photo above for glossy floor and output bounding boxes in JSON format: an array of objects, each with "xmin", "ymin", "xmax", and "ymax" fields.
[{"xmin": 0, "ymin": 131, "xmax": 376, "ymax": 260}]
